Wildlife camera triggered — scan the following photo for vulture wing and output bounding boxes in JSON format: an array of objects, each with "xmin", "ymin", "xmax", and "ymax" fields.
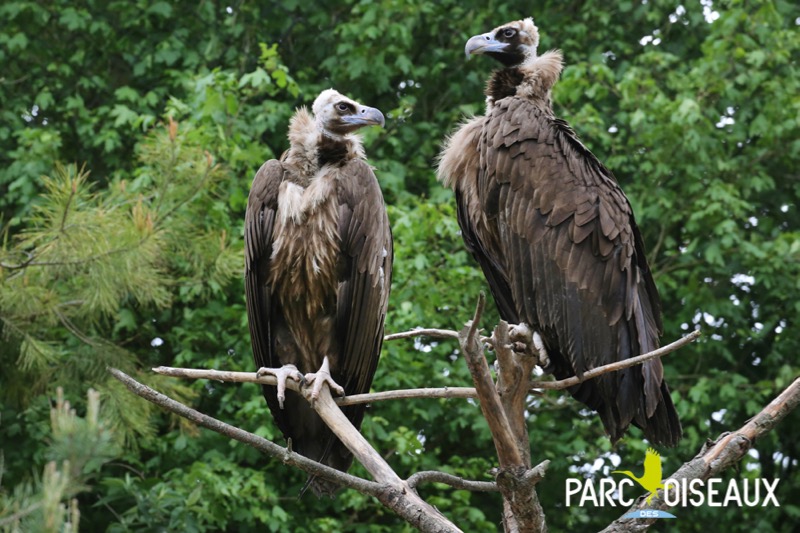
[
  {"xmin": 244, "ymin": 160, "xmax": 290, "ymax": 434},
  {"xmin": 334, "ymin": 158, "xmax": 393, "ymax": 424},
  {"xmin": 470, "ymin": 97, "xmax": 680, "ymax": 445}
]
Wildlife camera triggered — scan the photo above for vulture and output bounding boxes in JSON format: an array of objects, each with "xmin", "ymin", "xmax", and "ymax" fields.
[
  {"xmin": 437, "ymin": 18, "xmax": 681, "ymax": 446},
  {"xmin": 245, "ymin": 89, "xmax": 392, "ymax": 495}
]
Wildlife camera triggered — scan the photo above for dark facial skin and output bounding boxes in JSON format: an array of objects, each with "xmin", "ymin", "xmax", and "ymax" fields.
[
  {"xmin": 486, "ymin": 27, "xmax": 527, "ymax": 67},
  {"xmin": 325, "ymin": 101, "xmax": 385, "ymax": 135}
]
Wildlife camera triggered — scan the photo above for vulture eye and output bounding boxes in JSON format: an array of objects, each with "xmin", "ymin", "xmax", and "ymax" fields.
[
  {"xmin": 502, "ymin": 28, "xmax": 516, "ymax": 39},
  {"xmin": 336, "ymin": 102, "xmax": 352, "ymax": 112}
]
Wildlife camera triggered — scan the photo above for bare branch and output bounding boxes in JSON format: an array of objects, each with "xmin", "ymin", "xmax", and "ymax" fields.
[
  {"xmin": 151, "ymin": 366, "xmax": 479, "ymax": 406},
  {"xmin": 493, "ymin": 320, "xmax": 535, "ymax": 465},
  {"xmin": 384, "ymin": 328, "xmax": 459, "ymax": 342},
  {"xmin": 152, "ymin": 329, "xmax": 699, "ymax": 411},
  {"xmin": 602, "ymin": 376, "xmax": 800, "ymax": 532},
  {"xmin": 407, "ymin": 471, "xmax": 498, "ymax": 492},
  {"xmin": 529, "ymin": 330, "xmax": 701, "ymax": 391},
  {"xmin": 458, "ymin": 294, "xmax": 547, "ymax": 533},
  {"xmin": 108, "ymin": 368, "xmax": 382, "ymax": 495},
  {"xmin": 337, "ymin": 387, "xmax": 478, "ymax": 406},
  {"xmin": 113, "ymin": 367, "xmax": 462, "ymax": 533},
  {"xmin": 458, "ymin": 294, "xmax": 523, "ymax": 469}
]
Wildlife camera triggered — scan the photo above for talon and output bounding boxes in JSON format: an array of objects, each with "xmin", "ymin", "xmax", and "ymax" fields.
[
  {"xmin": 256, "ymin": 364, "xmax": 302, "ymax": 409},
  {"xmin": 304, "ymin": 356, "xmax": 345, "ymax": 404},
  {"xmin": 532, "ymin": 331, "xmax": 550, "ymax": 368},
  {"xmin": 507, "ymin": 323, "xmax": 551, "ymax": 368}
]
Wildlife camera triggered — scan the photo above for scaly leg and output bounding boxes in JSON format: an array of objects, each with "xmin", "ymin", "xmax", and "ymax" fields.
[
  {"xmin": 256, "ymin": 365, "xmax": 303, "ymax": 409},
  {"xmin": 304, "ymin": 356, "xmax": 345, "ymax": 404}
]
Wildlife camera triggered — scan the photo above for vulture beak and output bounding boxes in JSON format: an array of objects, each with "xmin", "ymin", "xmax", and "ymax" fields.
[
  {"xmin": 465, "ymin": 32, "xmax": 509, "ymax": 58},
  {"xmin": 341, "ymin": 106, "xmax": 386, "ymax": 128}
]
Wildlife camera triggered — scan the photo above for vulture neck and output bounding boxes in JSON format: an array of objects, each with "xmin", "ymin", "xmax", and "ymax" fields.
[
  {"xmin": 485, "ymin": 50, "xmax": 564, "ymax": 111},
  {"xmin": 283, "ymin": 108, "xmax": 365, "ymax": 184}
]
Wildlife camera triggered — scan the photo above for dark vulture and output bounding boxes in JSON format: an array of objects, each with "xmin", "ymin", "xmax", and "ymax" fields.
[
  {"xmin": 438, "ymin": 18, "xmax": 681, "ymax": 446},
  {"xmin": 245, "ymin": 89, "xmax": 392, "ymax": 495}
]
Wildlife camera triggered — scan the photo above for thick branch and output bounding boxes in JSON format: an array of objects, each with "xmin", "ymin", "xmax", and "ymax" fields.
[
  {"xmin": 602, "ymin": 377, "xmax": 800, "ymax": 532},
  {"xmin": 458, "ymin": 293, "xmax": 524, "ymax": 469},
  {"xmin": 493, "ymin": 320, "xmax": 535, "ymax": 465},
  {"xmin": 529, "ymin": 330, "xmax": 701, "ymax": 391},
  {"xmin": 458, "ymin": 294, "xmax": 547, "ymax": 533}
]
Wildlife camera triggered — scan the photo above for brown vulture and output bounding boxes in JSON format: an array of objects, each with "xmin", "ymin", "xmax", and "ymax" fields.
[
  {"xmin": 245, "ymin": 89, "xmax": 392, "ymax": 495},
  {"xmin": 437, "ymin": 18, "xmax": 681, "ymax": 446}
]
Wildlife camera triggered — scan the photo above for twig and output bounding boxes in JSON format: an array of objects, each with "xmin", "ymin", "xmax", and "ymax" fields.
[
  {"xmin": 601, "ymin": 377, "xmax": 800, "ymax": 532},
  {"xmin": 384, "ymin": 328, "xmax": 459, "ymax": 341},
  {"xmin": 529, "ymin": 330, "xmax": 701, "ymax": 391},
  {"xmin": 407, "ymin": 471, "xmax": 498, "ymax": 492},
  {"xmin": 338, "ymin": 387, "xmax": 478, "ymax": 406}
]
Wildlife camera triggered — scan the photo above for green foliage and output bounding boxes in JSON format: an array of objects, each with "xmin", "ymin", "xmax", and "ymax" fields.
[
  {"xmin": 1, "ymin": 0, "xmax": 798, "ymax": 531},
  {"xmin": 0, "ymin": 388, "xmax": 119, "ymax": 532}
]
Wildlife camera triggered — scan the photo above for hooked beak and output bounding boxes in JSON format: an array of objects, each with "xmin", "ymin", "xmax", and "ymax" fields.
[
  {"xmin": 341, "ymin": 105, "xmax": 385, "ymax": 128},
  {"xmin": 465, "ymin": 33, "xmax": 509, "ymax": 58}
]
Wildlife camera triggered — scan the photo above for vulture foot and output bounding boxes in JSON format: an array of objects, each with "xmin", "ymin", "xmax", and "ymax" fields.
[
  {"xmin": 256, "ymin": 365, "xmax": 303, "ymax": 409},
  {"xmin": 508, "ymin": 323, "xmax": 551, "ymax": 368},
  {"xmin": 304, "ymin": 356, "xmax": 345, "ymax": 404}
]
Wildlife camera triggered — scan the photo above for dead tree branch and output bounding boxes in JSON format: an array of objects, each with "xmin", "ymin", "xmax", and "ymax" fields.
[
  {"xmin": 601, "ymin": 376, "xmax": 800, "ymax": 532},
  {"xmin": 144, "ymin": 301, "xmax": 702, "ymax": 533},
  {"xmin": 458, "ymin": 293, "xmax": 547, "ymax": 533},
  {"xmin": 458, "ymin": 293, "xmax": 525, "ymax": 469},
  {"xmin": 151, "ymin": 366, "xmax": 479, "ymax": 405},
  {"xmin": 384, "ymin": 328, "xmax": 459, "ymax": 341},
  {"xmin": 109, "ymin": 368, "xmax": 461, "ymax": 533},
  {"xmin": 407, "ymin": 471, "xmax": 498, "ymax": 492},
  {"xmin": 529, "ymin": 330, "xmax": 702, "ymax": 391},
  {"xmin": 108, "ymin": 368, "xmax": 381, "ymax": 495}
]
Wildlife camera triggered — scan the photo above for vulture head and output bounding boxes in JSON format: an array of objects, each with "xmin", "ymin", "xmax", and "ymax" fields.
[
  {"xmin": 312, "ymin": 89, "xmax": 385, "ymax": 137},
  {"xmin": 465, "ymin": 17, "xmax": 540, "ymax": 67}
]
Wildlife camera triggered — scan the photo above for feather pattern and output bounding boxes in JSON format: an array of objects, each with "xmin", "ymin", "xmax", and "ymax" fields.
[
  {"xmin": 245, "ymin": 92, "xmax": 392, "ymax": 495},
  {"xmin": 439, "ymin": 19, "xmax": 680, "ymax": 445}
]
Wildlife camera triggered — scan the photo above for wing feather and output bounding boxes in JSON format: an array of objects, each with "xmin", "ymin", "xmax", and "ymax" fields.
[
  {"xmin": 334, "ymin": 159, "xmax": 393, "ymax": 434},
  {"xmin": 464, "ymin": 97, "xmax": 681, "ymax": 445},
  {"xmin": 244, "ymin": 160, "xmax": 288, "ymax": 434}
]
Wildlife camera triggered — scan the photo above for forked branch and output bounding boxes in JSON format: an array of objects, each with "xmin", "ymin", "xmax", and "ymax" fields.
[{"xmin": 109, "ymin": 368, "xmax": 461, "ymax": 533}]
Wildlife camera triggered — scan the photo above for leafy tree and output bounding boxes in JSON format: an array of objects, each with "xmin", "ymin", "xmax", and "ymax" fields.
[{"xmin": 1, "ymin": 0, "xmax": 798, "ymax": 531}]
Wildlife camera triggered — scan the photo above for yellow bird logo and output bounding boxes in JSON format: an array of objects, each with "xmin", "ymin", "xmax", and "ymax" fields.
[{"xmin": 612, "ymin": 447, "xmax": 665, "ymax": 505}]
